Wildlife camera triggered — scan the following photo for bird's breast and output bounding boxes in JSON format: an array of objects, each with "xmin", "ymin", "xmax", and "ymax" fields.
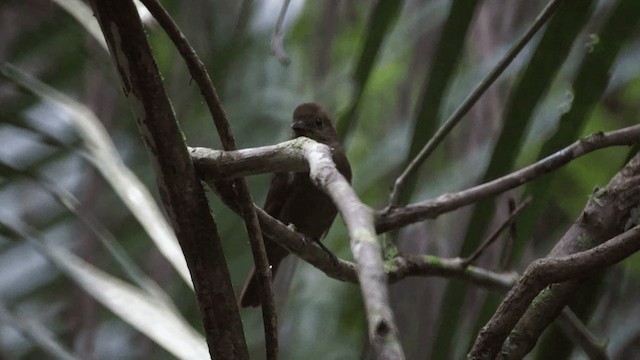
[{"xmin": 277, "ymin": 173, "xmax": 338, "ymax": 241}]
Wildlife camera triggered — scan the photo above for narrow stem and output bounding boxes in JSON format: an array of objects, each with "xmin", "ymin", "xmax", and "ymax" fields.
[{"xmin": 388, "ymin": 0, "xmax": 564, "ymax": 207}]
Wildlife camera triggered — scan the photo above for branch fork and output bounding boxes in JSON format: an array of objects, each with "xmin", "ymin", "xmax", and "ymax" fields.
[{"xmin": 195, "ymin": 137, "xmax": 404, "ymax": 358}]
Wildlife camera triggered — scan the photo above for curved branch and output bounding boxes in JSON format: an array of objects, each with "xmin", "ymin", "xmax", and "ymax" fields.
[
  {"xmin": 468, "ymin": 224, "xmax": 640, "ymax": 359},
  {"xmin": 388, "ymin": 255, "xmax": 517, "ymax": 290},
  {"xmin": 245, "ymin": 200, "xmax": 518, "ymax": 291},
  {"xmin": 388, "ymin": 0, "xmax": 563, "ymax": 206},
  {"xmin": 378, "ymin": 125, "xmax": 640, "ymax": 232},
  {"xmin": 468, "ymin": 153, "xmax": 640, "ymax": 359},
  {"xmin": 139, "ymin": 0, "xmax": 278, "ymax": 355},
  {"xmin": 88, "ymin": 0, "xmax": 248, "ymax": 358},
  {"xmin": 288, "ymin": 138, "xmax": 405, "ymax": 357},
  {"xmin": 271, "ymin": 0, "xmax": 292, "ymax": 65}
]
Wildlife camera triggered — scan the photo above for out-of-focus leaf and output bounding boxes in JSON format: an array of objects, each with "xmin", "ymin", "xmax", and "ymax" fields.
[
  {"xmin": 0, "ymin": 220, "xmax": 208, "ymax": 360},
  {"xmin": 530, "ymin": 0, "xmax": 640, "ymax": 357},
  {"xmin": 0, "ymin": 160, "xmax": 174, "ymax": 307},
  {"xmin": 524, "ymin": 0, "xmax": 640, "ymax": 230},
  {"xmin": 52, "ymin": 0, "xmax": 108, "ymax": 51},
  {"xmin": 400, "ymin": 1, "xmax": 479, "ymax": 206},
  {"xmin": 0, "ymin": 302, "xmax": 78, "ymax": 360},
  {"xmin": 388, "ymin": 1, "xmax": 479, "ymax": 357},
  {"xmin": 433, "ymin": 1, "xmax": 596, "ymax": 357},
  {"xmin": 1, "ymin": 65, "xmax": 193, "ymax": 289},
  {"xmin": 337, "ymin": 0, "xmax": 403, "ymax": 142}
]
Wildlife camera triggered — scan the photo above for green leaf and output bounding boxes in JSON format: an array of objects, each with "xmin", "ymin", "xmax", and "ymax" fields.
[
  {"xmin": 399, "ymin": 0, "xmax": 479, "ymax": 205},
  {"xmin": 524, "ymin": 0, "xmax": 640, "ymax": 227},
  {"xmin": 337, "ymin": 0, "xmax": 404, "ymax": 141},
  {"xmin": 433, "ymin": 1, "xmax": 597, "ymax": 357}
]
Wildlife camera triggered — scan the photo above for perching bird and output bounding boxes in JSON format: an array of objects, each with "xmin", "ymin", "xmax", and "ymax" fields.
[{"xmin": 239, "ymin": 103, "xmax": 352, "ymax": 308}]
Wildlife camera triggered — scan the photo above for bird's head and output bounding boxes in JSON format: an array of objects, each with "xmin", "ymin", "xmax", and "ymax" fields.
[{"xmin": 291, "ymin": 103, "xmax": 338, "ymax": 144}]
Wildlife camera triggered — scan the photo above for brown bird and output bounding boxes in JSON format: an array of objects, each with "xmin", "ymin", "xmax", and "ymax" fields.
[{"xmin": 239, "ymin": 103, "xmax": 352, "ymax": 308}]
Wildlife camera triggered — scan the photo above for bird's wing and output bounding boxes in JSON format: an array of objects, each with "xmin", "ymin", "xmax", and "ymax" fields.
[{"xmin": 262, "ymin": 172, "xmax": 293, "ymax": 217}]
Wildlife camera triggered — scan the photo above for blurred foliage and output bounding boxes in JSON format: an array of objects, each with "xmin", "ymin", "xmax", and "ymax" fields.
[{"xmin": 1, "ymin": 0, "xmax": 640, "ymax": 359}]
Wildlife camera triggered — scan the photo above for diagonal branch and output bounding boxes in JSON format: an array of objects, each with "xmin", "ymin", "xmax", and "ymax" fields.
[
  {"xmin": 558, "ymin": 309, "xmax": 609, "ymax": 360},
  {"xmin": 87, "ymin": 0, "xmax": 248, "ymax": 358},
  {"xmin": 461, "ymin": 197, "xmax": 531, "ymax": 268},
  {"xmin": 272, "ymin": 0, "xmax": 292, "ymax": 65},
  {"xmin": 388, "ymin": 0, "xmax": 564, "ymax": 207},
  {"xmin": 303, "ymin": 140, "xmax": 405, "ymax": 358},
  {"xmin": 468, "ymin": 152, "xmax": 640, "ymax": 359},
  {"xmin": 139, "ymin": 0, "xmax": 278, "ymax": 356},
  {"xmin": 378, "ymin": 125, "xmax": 640, "ymax": 232},
  {"xmin": 468, "ymin": 224, "xmax": 640, "ymax": 359}
]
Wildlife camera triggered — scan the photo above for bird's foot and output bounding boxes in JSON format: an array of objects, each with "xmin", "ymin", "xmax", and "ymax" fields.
[
  {"xmin": 315, "ymin": 240, "xmax": 339, "ymax": 267},
  {"xmin": 297, "ymin": 233, "xmax": 307, "ymax": 246},
  {"xmin": 295, "ymin": 230, "xmax": 339, "ymax": 266}
]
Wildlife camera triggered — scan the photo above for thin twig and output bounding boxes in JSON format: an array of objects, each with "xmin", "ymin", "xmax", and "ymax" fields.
[
  {"xmin": 378, "ymin": 124, "xmax": 640, "ymax": 233},
  {"xmin": 461, "ymin": 197, "xmax": 531, "ymax": 268},
  {"xmin": 388, "ymin": 0, "xmax": 564, "ymax": 207},
  {"xmin": 388, "ymin": 255, "xmax": 518, "ymax": 290},
  {"xmin": 500, "ymin": 198, "xmax": 518, "ymax": 269},
  {"xmin": 272, "ymin": 0, "xmax": 292, "ymax": 65},
  {"xmin": 558, "ymin": 309, "xmax": 610, "ymax": 360},
  {"xmin": 138, "ymin": 0, "xmax": 277, "ymax": 358},
  {"xmin": 257, "ymin": 199, "xmax": 519, "ymax": 291}
]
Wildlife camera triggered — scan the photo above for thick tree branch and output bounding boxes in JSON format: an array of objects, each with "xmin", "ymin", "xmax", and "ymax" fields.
[
  {"xmin": 139, "ymin": 0, "xmax": 278, "ymax": 355},
  {"xmin": 468, "ymin": 153, "xmax": 640, "ymax": 359},
  {"xmin": 191, "ymin": 140, "xmax": 309, "ymax": 179},
  {"xmin": 88, "ymin": 1, "xmax": 248, "ymax": 358},
  {"xmin": 468, "ymin": 224, "xmax": 640, "ymax": 359},
  {"xmin": 297, "ymin": 139, "xmax": 405, "ymax": 358}
]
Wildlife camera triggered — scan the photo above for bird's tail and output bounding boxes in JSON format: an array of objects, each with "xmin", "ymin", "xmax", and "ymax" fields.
[{"xmin": 238, "ymin": 259, "xmax": 282, "ymax": 308}]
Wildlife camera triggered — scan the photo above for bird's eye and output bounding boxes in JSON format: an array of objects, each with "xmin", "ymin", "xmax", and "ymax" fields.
[{"xmin": 314, "ymin": 117, "xmax": 323, "ymax": 127}]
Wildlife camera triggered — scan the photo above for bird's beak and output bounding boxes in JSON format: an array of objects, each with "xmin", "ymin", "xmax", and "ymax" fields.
[{"xmin": 291, "ymin": 120, "xmax": 307, "ymax": 131}]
